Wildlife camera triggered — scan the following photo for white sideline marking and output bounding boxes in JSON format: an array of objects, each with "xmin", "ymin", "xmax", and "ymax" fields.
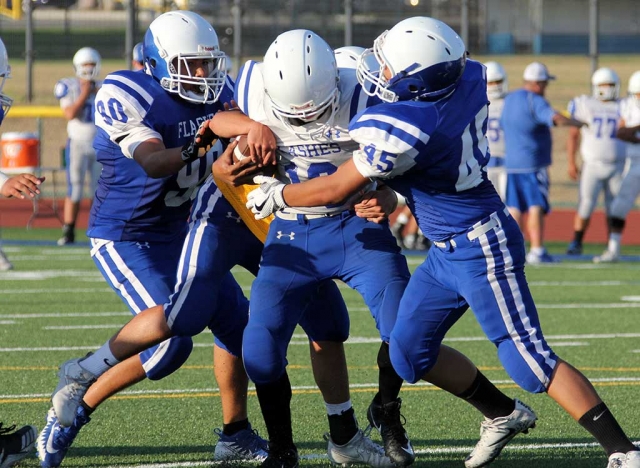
[
  {"xmin": 2, "ymin": 332, "xmax": 639, "ymax": 352},
  {"xmin": 0, "ymin": 288, "xmax": 111, "ymax": 294},
  {"xmin": 0, "ymin": 270, "xmax": 102, "ymax": 280},
  {"xmin": 621, "ymin": 296, "xmax": 640, "ymax": 301},
  {"xmin": 3, "ymin": 377, "xmax": 640, "ymax": 400},
  {"xmin": 43, "ymin": 324, "xmax": 123, "ymax": 330},
  {"xmin": 0, "ymin": 312, "xmax": 128, "ymax": 318},
  {"xmin": 100, "ymin": 440, "xmax": 639, "ymax": 467}
]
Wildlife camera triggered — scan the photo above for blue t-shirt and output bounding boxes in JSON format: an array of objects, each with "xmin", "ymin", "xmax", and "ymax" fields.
[{"xmin": 501, "ymin": 89, "xmax": 556, "ymax": 172}]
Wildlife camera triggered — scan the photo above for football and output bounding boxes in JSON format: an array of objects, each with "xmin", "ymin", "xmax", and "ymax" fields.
[{"xmin": 233, "ymin": 135, "xmax": 251, "ymax": 161}]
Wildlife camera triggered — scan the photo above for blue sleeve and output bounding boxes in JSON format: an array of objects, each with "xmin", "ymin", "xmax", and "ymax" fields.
[
  {"xmin": 233, "ymin": 61, "xmax": 256, "ymax": 115},
  {"xmin": 530, "ymin": 93, "xmax": 556, "ymax": 127},
  {"xmin": 54, "ymin": 80, "xmax": 69, "ymax": 100},
  {"xmin": 218, "ymin": 75, "xmax": 235, "ymax": 107}
]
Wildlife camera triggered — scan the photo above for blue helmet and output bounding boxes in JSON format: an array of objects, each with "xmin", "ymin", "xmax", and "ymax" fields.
[
  {"xmin": 358, "ymin": 17, "xmax": 466, "ymax": 103},
  {"xmin": 143, "ymin": 10, "xmax": 227, "ymax": 104}
]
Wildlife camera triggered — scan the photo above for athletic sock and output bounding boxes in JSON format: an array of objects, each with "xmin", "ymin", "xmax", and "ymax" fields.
[
  {"xmin": 255, "ymin": 371, "xmax": 294, "ymax": 450},
  {"xmin": 573, "ymin": 230, "xmax": 584, "ymax": 244},
  {"xmin": 579, "ymin": 402, "xmax": 636, "ymax": 456},
  {"xmin": 377, "ymin": 342, "xmax": 404, "ymax": 405},
  {"xmin": 223, "ymin": 418, "xmax": 250, "ymax": 436},
  {"xmin": 531, "ymin": 246, "xmax": 546, "ymax": 256},
  {"xmin": 80, "ymin": 400, "xmax": 95, "ymax": 416},
  {"xmin": 78, "ymin": 342, "xmax": 120, "ymax": 376},
  {"xmin": 327, "ymin": 406, "xmax": 358, "ymax": 445},
  {"xmin": 455, "ymin": 370, "xmax": 515, "ymax": 420},
  {"xmin": 609, "ymin": 233, "xmax": 622, "ymax": 255}
]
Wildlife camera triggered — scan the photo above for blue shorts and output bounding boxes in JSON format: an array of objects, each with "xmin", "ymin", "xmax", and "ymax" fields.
[
  {"xmin": 90, "ymin": 233, "xmax": 195, "ymax": 380},
  {"xmin": 243, "ymin": 210, "xmax": 410, "ymax": 384},
  {"xmin": 389, "ymin": 208, "xmax": 558, "ymax": 393},
  {"xmin": 506, "ymin": 169, "xmax": 550, "ymax": 214}
]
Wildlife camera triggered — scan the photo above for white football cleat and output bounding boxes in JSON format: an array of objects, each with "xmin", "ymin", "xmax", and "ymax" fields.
[
  {"xmin": 464, "ymin": 399, "xmax": 537, "ymax": 468},
  {"xmin": 51, "ymin": 358, "xmax": 96, "ymax": 427},
  {"xmin": 607, "ymin": 452, "xmax": 626, "ymax": 468},
  {"xmin": 593, "ymin": 250, "xmax": 619, "ymax": 264},
  {"xmin": 326, "ymin": 430, "xmax": 394, "ymax": 467},
  {"xmin": 625, "ymin": 450, "xmax": 640, "ymax": 468},
  {"xmin": 0, "ymin": 249, "xmax": 13, "ymax": 271}
]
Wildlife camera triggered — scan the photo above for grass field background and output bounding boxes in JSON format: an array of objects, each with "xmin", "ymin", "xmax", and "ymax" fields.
[
  {"xmin": 2, "ymin": 55, "xmax": 640, "ymax": 206},
  {"xmin": 0, "ymin": 238, "xmax": 639, "ymax": 467}
]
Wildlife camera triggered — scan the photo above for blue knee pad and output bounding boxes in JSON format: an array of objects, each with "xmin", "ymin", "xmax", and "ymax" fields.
[
  {"xmin": 497, "ymin": 340, "xmax": 548, "ymax": 393},
  {"xmin": 389, "ymin": 333, "xmax": 439, "ymax": 384},
  {"xmin": 140, "ymin": 335, "xmax": 194, "ymax": 381},
  {"xmin": 242, "ymin": 323, "xmax": 287, "ymax": 385}
]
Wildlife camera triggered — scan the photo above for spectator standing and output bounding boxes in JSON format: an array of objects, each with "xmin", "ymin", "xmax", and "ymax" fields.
[{"xmin": 501, "ymin": 62, "xmax": 586, "ymax": 264}]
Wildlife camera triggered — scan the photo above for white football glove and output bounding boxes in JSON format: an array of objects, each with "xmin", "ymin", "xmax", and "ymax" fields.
[{"xmin": 246, "ymin": 175, "xmax": 288, "ymax": 219}]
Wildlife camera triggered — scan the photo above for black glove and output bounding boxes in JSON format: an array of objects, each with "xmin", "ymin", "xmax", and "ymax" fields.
[{"xmin": 181, "ymin": 120, "xmax": 218, "ymax": 163}]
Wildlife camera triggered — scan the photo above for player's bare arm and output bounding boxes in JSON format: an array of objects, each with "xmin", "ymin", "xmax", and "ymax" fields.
[
  {"xmin": 207, "ymin": 110, "xmax": 277, "ymax": 165},
  {"xmin": 0, "ymin": 173, "xmax": 45, "ymax": 199},
  {"xmin": 566, "ymin": 126, "xmax": 581, "ymax": 180},
  {"xmin": 553, "ymin": 112, "xmax": 587, "ymax": 128},
  {"xmin": 282, "ymin": 158, "xmax": 369, "ymax": 207},
  {"xmin": 133, "ymin": 121, "xmax": 218, "ymax": 178},
  {"xmin": 616, "ymin": 118, "xmax": 640, "ymax": 143}
]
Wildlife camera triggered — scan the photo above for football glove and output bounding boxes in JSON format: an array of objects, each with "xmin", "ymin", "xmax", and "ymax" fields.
[
  {"xmin": 246, "ymin": 176, "xmax": 288, "ymax": 220},
  {"xmin": 181, "ymin": 120, "xmax": 218, "ymax": 163}
]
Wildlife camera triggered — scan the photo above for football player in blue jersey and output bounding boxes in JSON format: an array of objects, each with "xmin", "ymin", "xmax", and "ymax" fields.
[
  {"xmin": 244, "ymin": 17, "xmax": 640, "ymax": 468},
  {"xmin": 213, "ymin": 29, "xmax": 541, "ymax": 468},
  {"xmin": 37, "ymin": 11, "xmax": 274, "ymax": 468}
]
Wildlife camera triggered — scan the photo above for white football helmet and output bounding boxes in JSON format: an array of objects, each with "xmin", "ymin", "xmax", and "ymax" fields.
[
  {"xmin": 591, "ymin": 67, "xmax": 620, "ymax": 101},
  {"xmin": 485, "ymin": 61, "xmax": 508, "ymax": 100},
  {"xmin": 263, "ymin": 29, "xmax": 340, "ymax": 139},
  {"xmin": 73, "ymin": 47, "xmax": 101, "ymax": 81},
  {"xmin": 628, "ymin": 71, "xmax": 640, "ymax": 99},
  {"xmin": 144, "ymin": 10, "xmax": 227, "ymax": 104},
  {"xmin": 0, "ymin": 38, "xmax": 13, "ymax": 120},
  {"xmin": 334, "ymin": 46, "xmax": 378, "ymax": 71},
  {"xmin": 357, "ymin": 16, "xmax": 466, "ymax": 103}
]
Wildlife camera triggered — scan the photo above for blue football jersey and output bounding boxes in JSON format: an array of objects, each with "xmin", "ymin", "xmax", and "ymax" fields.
[
  {"xmin": 349, "ymin": 60, "xmax": 503, "ymax": 241},
  {"xmin": 88, "ymin": 70, "xmax": 234, "ymax": 242}
]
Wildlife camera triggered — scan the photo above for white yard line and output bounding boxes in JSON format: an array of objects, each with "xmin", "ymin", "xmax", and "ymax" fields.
[
  {"xmin": 4, "ymin": 332, "xmax": 640, "ymax": 352},
  {"xmin": 3, "ymin": 377, "xmax": 640, "ymax": 400},
  {"xmin": 99, "ymin": 440, "xmax": 637, "ymax": 467}
]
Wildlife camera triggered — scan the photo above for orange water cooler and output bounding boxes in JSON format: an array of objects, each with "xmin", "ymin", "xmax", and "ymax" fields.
[{"xmin": 0, "ymin": 132, "xmax": 40, "ymax": 174}]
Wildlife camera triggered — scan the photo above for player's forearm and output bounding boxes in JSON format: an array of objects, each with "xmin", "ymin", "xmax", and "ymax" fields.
[
  {"xmin": 282, "ymin": 160, "xmax": 370, "ymax": 207},
  {"xmin": 134, "ymin": 145, "xmax": 185, "ymax": 178},
  {"xmin": 209, "ymin": 109, "xmax": 262, "ymax": 138},
  {"xmin": 553, "ymin": 113, "xmax": 586, "ymax": 129}
]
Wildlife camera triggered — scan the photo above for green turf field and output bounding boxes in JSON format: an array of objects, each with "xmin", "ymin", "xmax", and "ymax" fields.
[{"xmin": 0, "ymin": 241, "xmax": 638, "ymax": 467}]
